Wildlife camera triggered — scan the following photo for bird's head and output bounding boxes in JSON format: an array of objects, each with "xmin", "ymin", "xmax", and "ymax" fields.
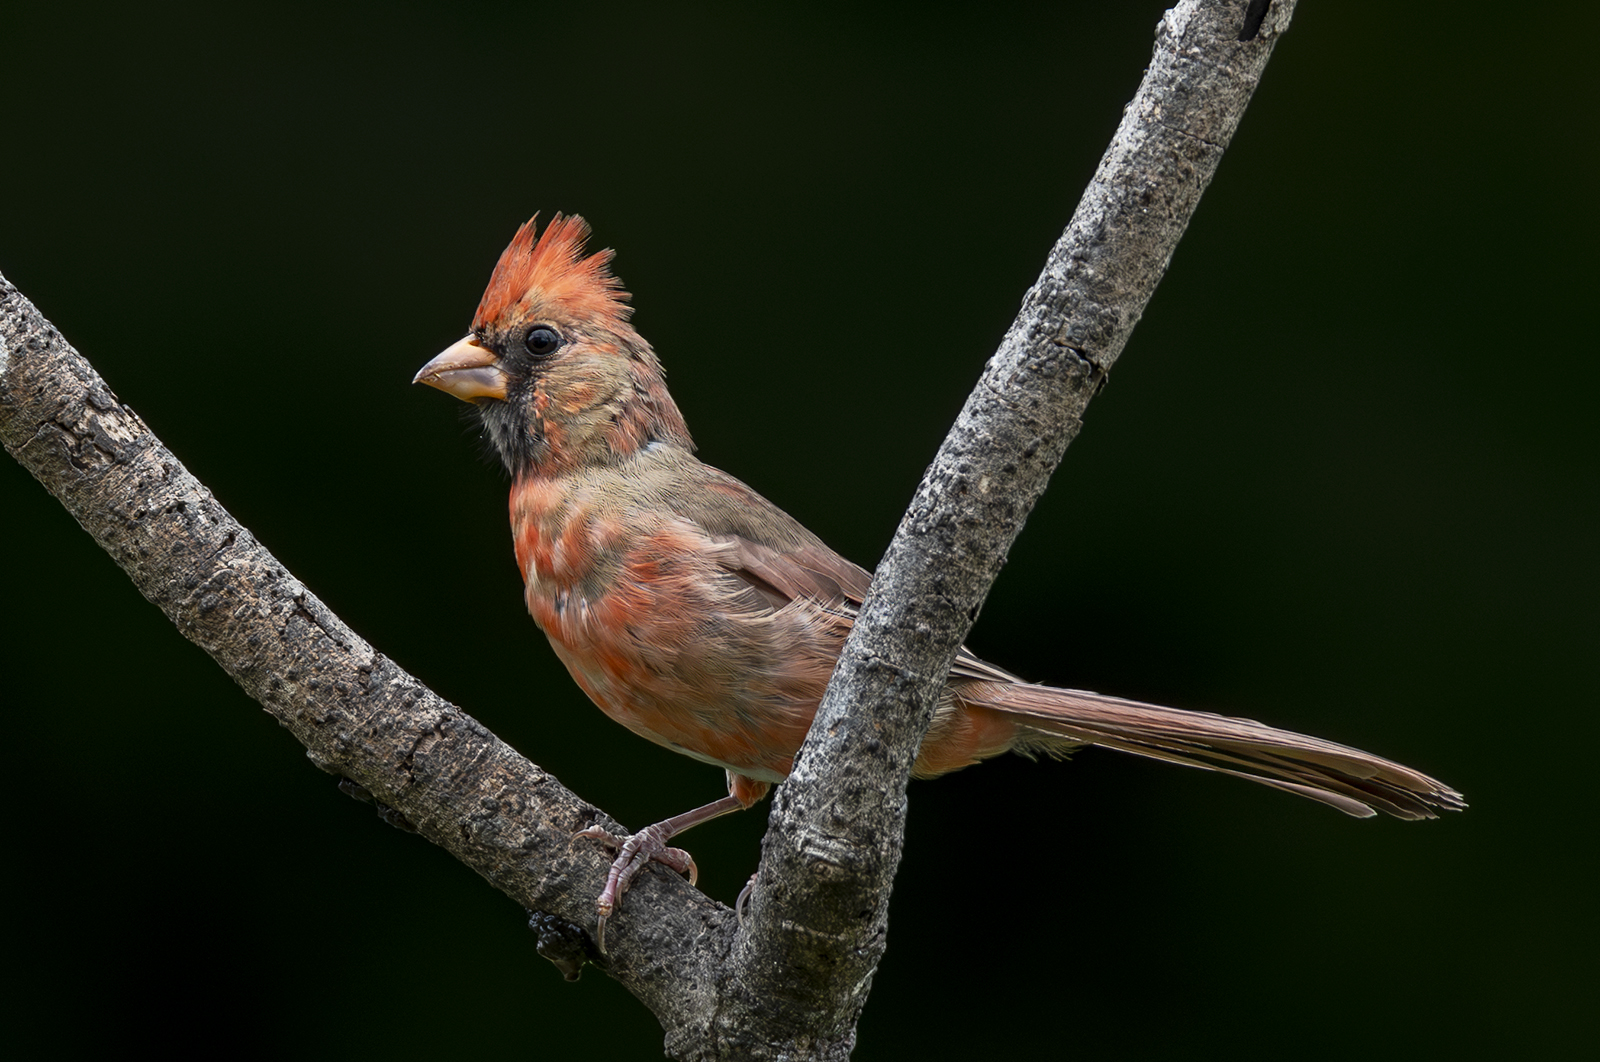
[{"xmin": 414, "ymin": 213, "xmax": 691, "ymax": 478}]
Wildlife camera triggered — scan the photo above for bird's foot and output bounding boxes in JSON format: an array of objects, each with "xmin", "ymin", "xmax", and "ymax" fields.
[
  {"xmin": 736, "ymin": 872, "xmax": 759, "ymax": 925},
  {"xmin": 576, "ymin": 822, "xmax": 698, "ymax": 952}
]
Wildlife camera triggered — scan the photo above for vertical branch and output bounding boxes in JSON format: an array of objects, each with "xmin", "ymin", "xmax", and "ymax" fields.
[{"xmin": 725, "ymin": 2, "xmax": 1298, "ymax": 1057}]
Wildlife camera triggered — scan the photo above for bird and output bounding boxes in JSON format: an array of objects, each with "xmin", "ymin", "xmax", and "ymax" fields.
[{"xmin": 414, "ymin": 213, "xmax": 1464, "ymax": 947}]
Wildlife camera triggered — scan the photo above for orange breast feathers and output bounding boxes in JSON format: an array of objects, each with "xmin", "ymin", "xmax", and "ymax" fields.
[{"xmin": 509, "ymin": 476, "xmax": 837, "ymax": 785}]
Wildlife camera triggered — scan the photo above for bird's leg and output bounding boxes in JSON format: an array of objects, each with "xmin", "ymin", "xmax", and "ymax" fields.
[{"xmin": 576, "ymin": 793, "xmax": 747, "ymax": 952}]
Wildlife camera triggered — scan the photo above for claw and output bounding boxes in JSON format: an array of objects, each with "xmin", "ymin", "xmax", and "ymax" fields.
[
  {"xmin": 573, "ymin": 792, "xmax": 749, "ymax": 953},
  {"xmin": 736, "ymin": 873, "xmax": 758, "ymax": 925},
  {"xmin": 578, "ymin": 823, "xmax": 700, "ymax": 954},
  {"xmin": 575, "ymin": 825, "xmax": 618, "ymax": 848}
]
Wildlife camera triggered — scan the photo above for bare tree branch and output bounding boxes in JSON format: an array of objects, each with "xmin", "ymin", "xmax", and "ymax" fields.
[
  {"xmin": 0, "ymin": 1, "xmax": 1294, "ymax": 1057},
  {"xmin": 0, "ymin": 265, "xmax": 742, "ymax": 1032},
  {"xmin": 730, "ymin": 0, "xmax": 1297, "ymax": 1054}
]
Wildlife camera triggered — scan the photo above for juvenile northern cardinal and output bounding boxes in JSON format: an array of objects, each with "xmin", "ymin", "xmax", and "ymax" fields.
[{"xmin": 415, "ymin": 215, "xmax": 1463, "ymax": 945}]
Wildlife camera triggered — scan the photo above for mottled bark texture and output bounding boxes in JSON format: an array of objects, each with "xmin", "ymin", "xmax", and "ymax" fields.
[
  {"xmin": 1, "ymin": 2, "xmax": 1293, "ymax": 1058},
  {"xmin": 729, "ymin": 1, "xmax": 1297, "ymax": 1056}
]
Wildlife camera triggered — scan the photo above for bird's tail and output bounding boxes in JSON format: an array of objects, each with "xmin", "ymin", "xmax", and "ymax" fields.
[{"xmin": 953, "ymin": 680, "xmax": 1465, "ymax": 820}]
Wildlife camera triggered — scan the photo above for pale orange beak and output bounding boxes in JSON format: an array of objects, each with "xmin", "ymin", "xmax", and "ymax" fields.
[{"xmin": 413, "ymin": 335, "xmax": 509, "ymax": 402}]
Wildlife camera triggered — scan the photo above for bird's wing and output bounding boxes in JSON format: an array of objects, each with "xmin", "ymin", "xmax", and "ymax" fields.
[
  {"xmin": 667, "ymin": 461, "xmax": 1020, "ymax": 683},
  {"xmin": 657, "ymin": 461, "xmax": 870, "ymax": 602}
]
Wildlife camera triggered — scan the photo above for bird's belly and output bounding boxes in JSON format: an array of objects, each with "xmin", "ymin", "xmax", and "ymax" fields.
[
  {"xmin": 526, "ymin": 578, "xmax": 827, "ymax": 784},
  {"xmin": 513, "ymin": 495, "xmax": 847, "ymax": 782}
]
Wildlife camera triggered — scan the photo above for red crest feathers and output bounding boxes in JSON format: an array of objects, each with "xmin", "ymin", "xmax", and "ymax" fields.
[{"xmin": 472, "ymin": 213, "xmax": 633, "ymax": 332}]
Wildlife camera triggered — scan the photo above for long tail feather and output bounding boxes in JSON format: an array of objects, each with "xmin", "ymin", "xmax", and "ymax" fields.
[{"xmin": 957, "ymin": 680, "xmax": 1465, "ymax": 820}]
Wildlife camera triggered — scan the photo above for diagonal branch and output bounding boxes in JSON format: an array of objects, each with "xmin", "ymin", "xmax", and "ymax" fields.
[
  {"xmin": 2, "ymin": 1, "xmax": 1295, "ymax": 1058},
  {"xmin": 0, "ymin": 272, "xmax": 729, "ymax": 1035}
]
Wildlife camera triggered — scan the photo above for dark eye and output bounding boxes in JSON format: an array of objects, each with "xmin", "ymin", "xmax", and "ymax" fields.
[{"xmin": 524, "ymin": 326, "xmax": 562, "ymax": 357}]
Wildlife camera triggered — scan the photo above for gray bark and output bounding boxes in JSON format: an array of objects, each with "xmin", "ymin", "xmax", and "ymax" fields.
[
  {"xmin": 0, "ymin": 1, "xmax": 1294, "ymax": 1057},
  {"xmin": 725, "ymin": 0, "xmax": 1296, "ymax": 1054}
]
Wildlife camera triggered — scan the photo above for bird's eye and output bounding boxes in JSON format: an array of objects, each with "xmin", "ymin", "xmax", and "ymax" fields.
[{"xmin": 525, "ymin": 326, "xmax": 562, "ymax": 358}]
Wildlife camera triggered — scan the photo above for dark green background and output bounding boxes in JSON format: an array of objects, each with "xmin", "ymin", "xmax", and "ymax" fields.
[{"xmin": 5, "ymin": 2, "xmax": 1593, "ymax": 1058}]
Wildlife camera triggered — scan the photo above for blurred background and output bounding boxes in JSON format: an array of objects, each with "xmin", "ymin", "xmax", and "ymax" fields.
[{"xmin": 4, "ymin": 1, "xmax": 1593, "ymax": 1058}]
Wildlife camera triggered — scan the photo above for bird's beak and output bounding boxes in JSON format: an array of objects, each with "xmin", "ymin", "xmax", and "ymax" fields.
[{"xmin": 413, "ymin": 335, "xmax": 509, "ymax": 402}]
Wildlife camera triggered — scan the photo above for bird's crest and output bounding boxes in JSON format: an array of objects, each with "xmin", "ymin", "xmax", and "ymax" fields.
[{"xmin": 472, "ymin": 213, "xmax": 632, "ymax": 332}]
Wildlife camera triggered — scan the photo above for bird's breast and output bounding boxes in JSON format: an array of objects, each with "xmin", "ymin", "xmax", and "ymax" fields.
[
  {"xmin": 511, "ymin": 480, "xmax": 626, "ymax": 622},
  {"xmin": 505, "ymin": 474, "xmax": 822, "ymax": 782}
]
